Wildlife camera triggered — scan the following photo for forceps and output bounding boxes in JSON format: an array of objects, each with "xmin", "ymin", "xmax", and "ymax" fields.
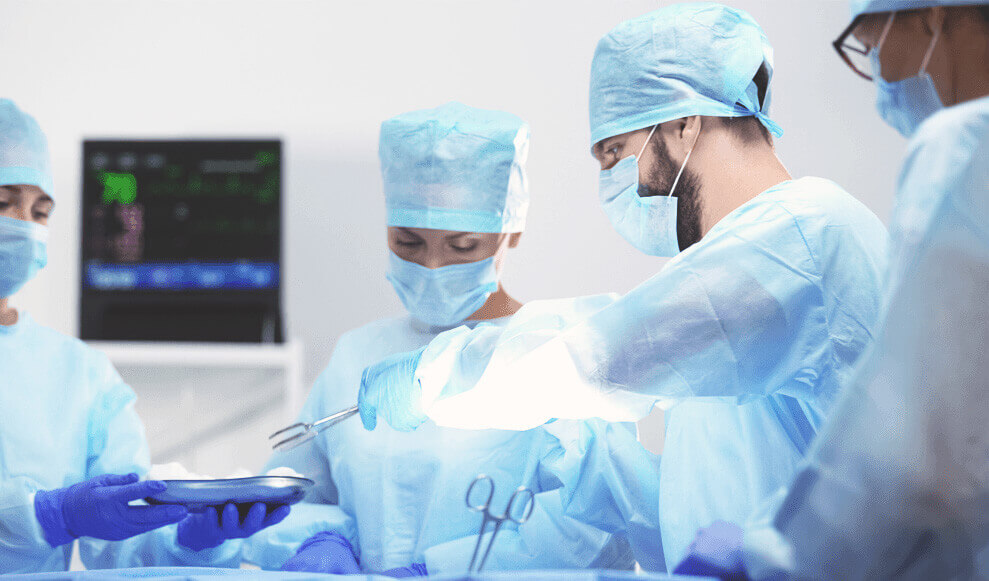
[
  {"xmin": 268, "ymin": 405, "xmax": 359, "ymax": 451},
  {"xmin": 465, "ymin": 474, "xmax": 536, "ymax": 572}
]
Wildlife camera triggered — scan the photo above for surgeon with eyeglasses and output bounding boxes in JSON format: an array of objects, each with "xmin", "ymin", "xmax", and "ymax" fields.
[{"xmin": 674, "ymin": 1, "xmax": 989, "ymax": 579}]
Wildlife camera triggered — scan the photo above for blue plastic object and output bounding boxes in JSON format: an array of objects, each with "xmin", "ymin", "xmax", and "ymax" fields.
[
  {"xmin": 0, "ymin": 99, "xmax": 53, "ymax": 197},
  {"xmin": 673, "ymin": 521, "xmax": 748, "ymax": 581},
  {"xmin": 588, "ymin": 3, "xmax": 782, "ymax": 147},
  {"xmin": 34, "ymin": 474, "xmax": 187, "ymax": 546},
  {"xmin": 280, "ymin": 531, "xmax": 361, "ymax": 574},
  {"xmin": 379, "ymin": 102, "xmax": 529, "ymax": 234},
  {"xmin": 0, "ymin": 215, "xmax": 48, "ymax": 298},
  {"xmin": 358, "ymin": 346, "xmax": 426, "ymax": 431},
  {"xmin": 177, "ymin": 502, "xmax": 289, "ymax": 552},
  {"xmin": 386, "ymin": 251, "xmax": 499, "ymax": 327},
  {"xmin": 850, "ymin": 0, "xmax": 987, "ymax": 18},
  {"xmin": 382, "ymin": 563, "xmax": 429, "ymax": 577}
]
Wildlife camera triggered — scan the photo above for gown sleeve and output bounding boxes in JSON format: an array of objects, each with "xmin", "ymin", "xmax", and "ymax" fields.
[{"xmin": 417, "ymin": 192, "xmax": 882, "ymax": 431}]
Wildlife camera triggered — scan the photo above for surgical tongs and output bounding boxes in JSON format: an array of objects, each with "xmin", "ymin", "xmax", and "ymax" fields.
[
  {"xmin": 465, "ymin": 474, "xmax": 535, "ymax": 572},
  {"xmin": 269, "ymin": 405, "xmax": 359, "ymax": 452}
]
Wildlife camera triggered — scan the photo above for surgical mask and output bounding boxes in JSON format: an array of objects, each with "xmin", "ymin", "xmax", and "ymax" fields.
[
  {"xmin": 870, "ymin": 12, "xmax": 944, "ymax": 138},
  {"xmin": 386, "ymin": 249, "xmax": 500, "ymax": 327},
  {"xmin": 0, "ymin": 215, "xmax": 48, "ymax": 298},
  {"xmin": 598, "ymin": 124, "xmax": 698, "ymax": 257}
]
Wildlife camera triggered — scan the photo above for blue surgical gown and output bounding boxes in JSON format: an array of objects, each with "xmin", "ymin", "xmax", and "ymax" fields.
[
  {"xmin": 411, "ymin": 177, "xmax": 890, "ymax": 569},
  {"xmin": 0, "ymin": 312, "xmax": 241, "ymax": 572},
  {"xmin": 243, "ymin": 297, "xmax": 636, "ymax": 573},
  {"xmin": 742, "ymin": 96, "xmax": 989, "ymax": 581}
]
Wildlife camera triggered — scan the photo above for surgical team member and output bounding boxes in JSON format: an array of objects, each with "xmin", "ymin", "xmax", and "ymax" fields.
[
  {"xmin": 356, "ymin": 4, "xmax": 891, "ymax": 570},
  {"xmin": 0, "ymin": 99, "xmax": 288, "ymax": 573},
  {"xmin": 243, "ymin": 102, "xmax": 635, "ymax": 575},
  {"xmin": 675, "ymin": 1, "xmax": 989, "ymax": 579}
]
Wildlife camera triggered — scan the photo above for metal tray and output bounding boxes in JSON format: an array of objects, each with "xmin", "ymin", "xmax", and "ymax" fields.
[{"xmin": 145, "ymin": 476, "xmax": 314, "ymax": 511}]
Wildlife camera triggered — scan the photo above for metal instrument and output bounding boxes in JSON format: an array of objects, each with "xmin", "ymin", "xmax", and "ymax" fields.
[
  {"xmin": 465, "ymin": 474, "xmax": 535, "ymax": 572},
  {"xmin": 144, "ymin": 476, "xmax": 314, "ymax": 511},
  {"xmin": 268, "ymin": 405, "xmax": 359, "ymax": 451}
]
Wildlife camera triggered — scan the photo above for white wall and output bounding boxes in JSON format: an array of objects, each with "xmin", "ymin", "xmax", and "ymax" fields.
[{"xmin": 1, "ymin": 0, "xmax": 907, "ymax": 471}]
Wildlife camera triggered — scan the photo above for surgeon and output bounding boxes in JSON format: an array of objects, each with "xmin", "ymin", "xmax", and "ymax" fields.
[
  {"xmin": 355, "ymin": 4, "xmax": 892, "ymax": 570},
  {"xmin": 0, "ymin": 98, "xmax": 288, "ymax": 573},
  {"xmin": 242, "ymin": 102, "xmax": 636, "ymax": 575},
  {"xmin": 674, "ymin": 2, "xmax": 989, "ymax": 579}
]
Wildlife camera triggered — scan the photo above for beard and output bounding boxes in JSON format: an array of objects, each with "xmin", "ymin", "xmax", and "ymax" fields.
[{"xmin": 637, "ymin": 137, "xmax": 703, "ymax": 251}]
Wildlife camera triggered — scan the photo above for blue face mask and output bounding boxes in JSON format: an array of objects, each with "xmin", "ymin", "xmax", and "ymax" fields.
[
  {"xmin": 0, "ymin": 215, "xmax": 48, "ymax": 298},
  {"xmin": 870, "ymin": 13, "xmax": 944, "ymax": 138},
  {"xmin": 386, "ymin": 250, "xmax": 500, "ymax": 327},
  {"xmin": 598, "ymin": 124, "xmax": 697, "ymax": 257}
]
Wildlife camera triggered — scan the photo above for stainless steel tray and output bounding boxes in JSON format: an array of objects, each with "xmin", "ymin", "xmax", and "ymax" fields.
[{"xmin": 145, "ymin": 476, "xmax": 314, "ymax": 511}]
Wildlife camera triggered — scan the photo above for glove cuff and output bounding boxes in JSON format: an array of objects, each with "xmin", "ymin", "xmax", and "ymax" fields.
[
  {"xmin": 300, "ymin": 530, "xmax": 356, "ymax": 553},
  {"xmin": 33, "ymin": 488, "xmax": 77, "ymax": 547}
]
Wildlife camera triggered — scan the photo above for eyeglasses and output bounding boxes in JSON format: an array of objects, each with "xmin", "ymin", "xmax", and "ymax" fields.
[
  {"xmin": 833, "ymin": 14, "xmax": 874, "ymax": 81},
  {"xmin": 833, "ymin": 12, "xmax": 898, "ymax": 82}
]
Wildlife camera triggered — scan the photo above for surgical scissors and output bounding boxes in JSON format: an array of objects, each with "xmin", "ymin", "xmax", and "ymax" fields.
[
  {"xmin": 465, "ymin": 474, "xmax": 535, "ymax": 572},
  {"xmin": 268, "ymin": 405, "xmax": 359, "ymax": 452}
]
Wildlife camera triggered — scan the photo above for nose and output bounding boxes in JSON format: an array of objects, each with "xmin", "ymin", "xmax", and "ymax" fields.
[
  {"xmin": 418, "ymin": 256, "xmax": 447, "ymax": 270},
  {"xmin": 10, "ymin": 204, "xmax": 30, "ymax": 222}
]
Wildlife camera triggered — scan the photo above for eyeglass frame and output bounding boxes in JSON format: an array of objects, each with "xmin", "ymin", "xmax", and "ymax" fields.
[{"xmin": 833, "ymin": 11, "xmax": 898, "ymax": 81}]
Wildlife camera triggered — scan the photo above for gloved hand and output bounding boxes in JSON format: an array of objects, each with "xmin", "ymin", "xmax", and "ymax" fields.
[
  {"xmin": 177, "ymin": 502, "xmax": 290, "ymax": 551},
  {"xmin": 673, "ymin": 520, "xmax": 751, "ymax": 581},
  {"xmin": 358, "ymin": 347, "xmax": 427, "ymax": 431},
  {"xmin": 34, "ymin": 473, "xmax": 188, "ymax": 546},
  {"xmin": 280, "ymin": 530, "xmax": 361, "ymax": 574},
  {"xmin": 382, "ymin": 563, "xmax": 428, "ymax": 577}
]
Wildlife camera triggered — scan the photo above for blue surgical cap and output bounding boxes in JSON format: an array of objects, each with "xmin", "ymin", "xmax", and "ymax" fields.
[
  {"xmin": 379, "ymin": 102, "xmax": 529, "ymax": 234},
  {"xmin": 0, "ymin": 99, "xmax": 53, "ymax": 199},
  {"xmin": 588, "ymin": 2, "xmax": 784, "ymax": 147},
  {"xmin": 851, "ymin": 0, "xmax": 986, "ymax": 18}
]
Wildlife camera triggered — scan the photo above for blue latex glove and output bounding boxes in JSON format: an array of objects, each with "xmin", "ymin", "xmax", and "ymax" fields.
[
  {"xmin": 177, "ymin": 502, "xmax": 290, "ymax": 551},
  {"xmin": 33, "ymin": 473, "xmax": 188, "ymax": 546},
  {"xmin": 382, "ymin": 563, "xmax": 428, "ymax": 577},
  {"xmin": 281, "ymin": 530, "xmax": 361, "ymax": 574},
  {"xmin": 673, "ymin": 520, "xmax": 750, "ymax": 581},
  {"xmin": 358, "ymin": 347, "xmax": 427, "ymax": 431}
]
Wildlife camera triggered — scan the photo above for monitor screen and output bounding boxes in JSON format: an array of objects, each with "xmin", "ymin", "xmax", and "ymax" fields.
[{"xmin": 81, "ymin": 140, "xmax": 281, "ymax": 292}]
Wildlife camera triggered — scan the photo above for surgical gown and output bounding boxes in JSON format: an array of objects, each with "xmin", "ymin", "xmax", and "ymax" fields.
[
  {"xmin": 243, "ymin": 297, "xmax": 636, "ymax": 574},
  {"xmin": 411, "ymin": 177, "xmax": 890, "ymax": 569},
  {"xmin": 0, "ymin": 312, "xmax": 241, "ymax": 572},
  {"xmin": 742, "ymin": 96, "xmax": 989, "ymax": 581}
]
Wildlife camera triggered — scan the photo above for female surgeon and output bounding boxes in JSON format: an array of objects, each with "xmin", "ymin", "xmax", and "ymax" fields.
[
  {"xmin": 0, "ymin": 99, "xmax": 288, "ymax": 573},
  {"xmin": 243, "ymin": 102, "xmax": 637, "ymax": 575}
]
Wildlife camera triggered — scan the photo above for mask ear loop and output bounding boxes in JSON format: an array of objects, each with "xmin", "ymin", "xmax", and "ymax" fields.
[
  {"xmin": 871, "ymin": 11, "xmax": 897, "ymax": 81},
  {"xmin": 636, "ymin": 124, "xmax": 659, "ymax": 161},
  {"xmin": 668, "ymin": 123, "xmax": 702, "ymax": 198},
  {"xmin": 918, "ymin": 16, "xmax": 941, "ymax": 75}
]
